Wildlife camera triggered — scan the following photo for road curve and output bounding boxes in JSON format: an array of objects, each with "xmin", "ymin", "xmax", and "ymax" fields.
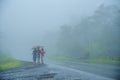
[{"xmin": 0, "ymin": 61, "xmax": 116, "ymax": 80}]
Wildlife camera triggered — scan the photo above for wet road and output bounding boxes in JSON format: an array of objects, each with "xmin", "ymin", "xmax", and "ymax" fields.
[
  {"xmin": 0, "ymin": 61, "xmax": 115, "ymax": 80},
  {"xmin": 47, "ymin": 60, "xmax": 120, "ymax": 79}
]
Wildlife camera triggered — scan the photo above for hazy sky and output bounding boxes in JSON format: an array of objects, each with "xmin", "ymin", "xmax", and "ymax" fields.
[{"xmin": 1, "ymin": 0, "xmax": 114, "ymax": 60}]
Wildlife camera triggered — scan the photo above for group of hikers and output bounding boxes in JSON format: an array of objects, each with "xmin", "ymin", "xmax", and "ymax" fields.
[{"xmin": 32, "ymin": 46, "xmax": 45, "ymax": 64}]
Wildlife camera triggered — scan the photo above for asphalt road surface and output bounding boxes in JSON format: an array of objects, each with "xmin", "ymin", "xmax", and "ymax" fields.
[
  {"xmin": 0, "ymin": 61, "xmax": 116, "ymax": 80},
  {"xmin": 47, "ymin": 60, "xmax": 120, "ymax": 79}
]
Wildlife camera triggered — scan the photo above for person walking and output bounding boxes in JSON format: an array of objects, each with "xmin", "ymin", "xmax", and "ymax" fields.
[
  {"xmin": 36, "ymin": 46, "xmax": 41, "ymax": 64},
  {"xmin": 32, "ymin": 47, "xmax": 37, "ymax": 64},
  {"xmin": 41, "ymin": 48, "xmax": 45, "ymax": 64}
]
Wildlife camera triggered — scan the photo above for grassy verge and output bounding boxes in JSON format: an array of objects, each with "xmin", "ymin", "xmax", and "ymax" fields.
[
  {"xmin": 46, "ymin": 54, "xmax": 120, "ymax": 65},
  {"xmin": 0, "ymin": 58, "xmax": 23, "ymax": 70}
]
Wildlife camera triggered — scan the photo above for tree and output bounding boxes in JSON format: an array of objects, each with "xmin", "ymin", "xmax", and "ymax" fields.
[{"xmin": 57, "ymin": 4, "xmax": 120, "ymax": 59}]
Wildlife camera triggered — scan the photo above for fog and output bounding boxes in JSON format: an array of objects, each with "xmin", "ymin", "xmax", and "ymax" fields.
[{"xmin": 0, "ymin": 0, "xmax": 120, "ymax": 62}]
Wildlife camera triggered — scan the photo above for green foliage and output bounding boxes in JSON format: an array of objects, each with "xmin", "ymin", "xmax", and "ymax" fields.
[
  {"xmin": 47, "ymin": 54, "xmax": 120, "ymax": 65},
  {"xmin": 0, "ymin": 58, "xmax": 23, "ymax": 70},
  {"xmin": 56, "ymin": 5, "xmax": 120, "ymax": 60},
  {"xmin": 0, "ymin": 52, "xmax": 23, "ymax": 70}
]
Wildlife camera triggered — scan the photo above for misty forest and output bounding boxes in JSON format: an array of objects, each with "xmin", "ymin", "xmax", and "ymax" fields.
[
  {"xmin": 0, "ymin": 0, "xmax": 120, "ymax": 80},
  {"xmin": 46, "ymin": 5, "xmax": 120, "ymax": 62}
]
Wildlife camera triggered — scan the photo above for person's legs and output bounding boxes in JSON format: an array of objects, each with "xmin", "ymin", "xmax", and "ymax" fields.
[
  {"xmin": 33, "ymin": 54, "xmax": 36, "ymax": 64},
  {"xmin": 41, "ymin": 55, "xmax": 44, "ymax": 64},
  {"xmin": 38, "ymin": 54, "xmax": 40, "ymax": 64}
]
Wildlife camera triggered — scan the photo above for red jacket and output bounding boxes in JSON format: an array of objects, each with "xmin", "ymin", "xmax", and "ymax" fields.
[
  {"xmin": 41, "ymin": 50, "xmax": 45, "ymax": 56},
  {"xmin": 37, "ymin": 49, "xmax": 41, "ymax": 55}
]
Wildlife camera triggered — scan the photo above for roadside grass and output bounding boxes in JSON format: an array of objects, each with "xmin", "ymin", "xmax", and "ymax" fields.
[
  {"xmin": 46, "ymin": 54, "xmax": 120, "ymax": 65},
  {"xmin": 0, "ymin": 58, "xmax": 23, "ymax": 70}
]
